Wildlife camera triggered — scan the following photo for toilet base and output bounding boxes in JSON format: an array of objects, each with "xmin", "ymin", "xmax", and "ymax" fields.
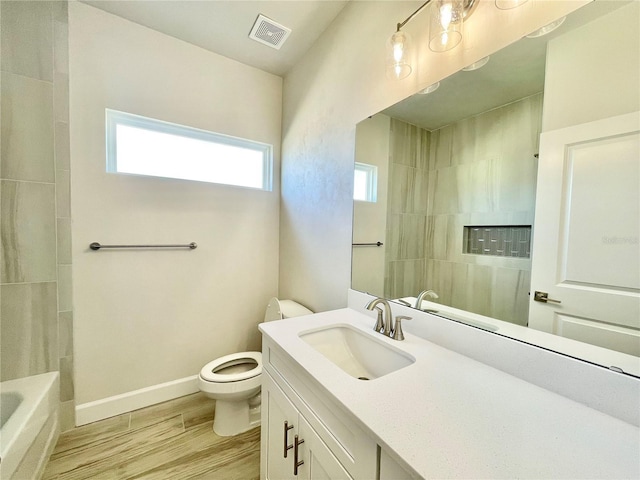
[{"xmin": 213, "ymin": 395, "xmax": 261, "ymax": 437}]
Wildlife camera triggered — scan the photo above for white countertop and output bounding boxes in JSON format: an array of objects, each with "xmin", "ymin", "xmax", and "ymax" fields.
[{"xmin": 260, "ymin": 308, "xmax": 640, "ymax": 479}]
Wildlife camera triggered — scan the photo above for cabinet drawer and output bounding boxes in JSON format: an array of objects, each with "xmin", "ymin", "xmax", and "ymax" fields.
[{"xmin": 264, "ymin": 341, "xmax": 376, "ymax": 477}]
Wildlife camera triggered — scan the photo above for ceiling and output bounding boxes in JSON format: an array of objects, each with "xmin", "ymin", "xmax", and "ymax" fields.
[{"xmin": 81, "ymin": 0, "xmax": 350, "ymax": 76}]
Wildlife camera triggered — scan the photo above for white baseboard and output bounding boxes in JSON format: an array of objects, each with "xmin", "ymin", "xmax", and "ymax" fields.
[{"xmin": 75, "ymin": 375, "xmax": 200, "ymax": 426}]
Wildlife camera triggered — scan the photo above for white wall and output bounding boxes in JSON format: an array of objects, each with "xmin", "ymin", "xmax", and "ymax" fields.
[
  {"xmin": 279, "ymin": 0, "xmax": 587, "ymax": 312},
  {"xmin": 69, "ymin": 3, "xmax": 282, "ymax": 407},
  {"xmin": 542, "ymin": 1, "xmax": 640, "ymax": 132}
]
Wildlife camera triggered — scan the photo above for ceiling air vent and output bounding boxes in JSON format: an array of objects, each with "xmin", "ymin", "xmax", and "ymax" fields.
[{"xmin": 248, "ymin": 14, "xmax": 291, "ymax": 50}]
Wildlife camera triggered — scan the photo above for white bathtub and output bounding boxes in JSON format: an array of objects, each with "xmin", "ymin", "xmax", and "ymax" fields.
[{"xmin": 0, "ymin": 372, "xmax": 60, "ymax": 480}]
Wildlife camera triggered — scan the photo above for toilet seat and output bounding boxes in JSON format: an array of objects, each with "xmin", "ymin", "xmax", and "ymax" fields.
[{"xmin": 199, "ymin": 352, "xmax": 262, "ymax": 383}]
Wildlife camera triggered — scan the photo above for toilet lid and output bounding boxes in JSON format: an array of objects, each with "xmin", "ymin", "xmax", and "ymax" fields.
[{"xmin": 199, "ymin": 352, "xmax": 262, "ymax": 383}]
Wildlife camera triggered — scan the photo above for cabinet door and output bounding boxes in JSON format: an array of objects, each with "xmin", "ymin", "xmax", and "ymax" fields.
[
  {"xmin": 379, "ymin": 449, "xmax": 413, "ymax": 480},
  {"xmin": 296, "ymin": 416, "xmax": 352, "ymax": 480},
  {"xmin": 262, "ymin": 372, "xmax": 298, "ymax": 480},
  {"xmin": 297, "ymin": 416, "xmax": 353, "ymax": 480},
  {"xmin": 262, "ymin": 372, "xmax": 354, "ymax": 480}
]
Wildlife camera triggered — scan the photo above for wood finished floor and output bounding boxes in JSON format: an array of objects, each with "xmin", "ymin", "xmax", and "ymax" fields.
[{"xmin": 42, "ymin": 393, "xmax": 260, "ymax": 480}]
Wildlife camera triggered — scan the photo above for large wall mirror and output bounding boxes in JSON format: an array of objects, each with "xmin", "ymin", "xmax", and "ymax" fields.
[{"xmin": 352, "ymin": 0, "xmax": 640, "ymax": 376}]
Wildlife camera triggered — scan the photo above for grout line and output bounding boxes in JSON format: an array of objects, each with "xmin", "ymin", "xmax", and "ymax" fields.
[{"xmin": 0, "ymin": 178, "xmax": 56, "ymax": 186}]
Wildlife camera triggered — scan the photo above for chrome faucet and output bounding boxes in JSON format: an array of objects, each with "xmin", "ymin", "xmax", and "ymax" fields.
[
  {"xmin": 365, "ymin": 298, "xmax": 393, "ymax": 337},
  {"xmin": 415, "ymin": 290, "xmax": 439, "ymax": 309}
]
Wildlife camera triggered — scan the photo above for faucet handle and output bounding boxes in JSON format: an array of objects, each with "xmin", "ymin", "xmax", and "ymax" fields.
[
  {"xmin": 372, "ymin": 306, "xmax": 385, "ymax": 333},
  {"xmin": 392, "ymin": 315, "xmax": 412, "ymax": 341}
]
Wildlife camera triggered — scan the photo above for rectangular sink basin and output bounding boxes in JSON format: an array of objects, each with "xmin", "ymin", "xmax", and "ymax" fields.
[{"xmin": 299, "ymin": 324, "xmax": 415, "ymax": 380}]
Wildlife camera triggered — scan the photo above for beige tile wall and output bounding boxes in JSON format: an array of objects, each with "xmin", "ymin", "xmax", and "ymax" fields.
[
  {"xmin": 385, "ymin": 94, "xmax": 542, "ymax": 325},
  {"xmin": 384, "ymin": 119, "xmax": 430, "ymax": 299},
  {"xmin": 0, "ymin": 0, "xmax": 75, "ymax": 430}
]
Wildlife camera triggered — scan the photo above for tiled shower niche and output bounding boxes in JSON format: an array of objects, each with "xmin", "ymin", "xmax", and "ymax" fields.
[{"xmin": 464, "ymin": 226, "xmax": 531, "ymax": 258}]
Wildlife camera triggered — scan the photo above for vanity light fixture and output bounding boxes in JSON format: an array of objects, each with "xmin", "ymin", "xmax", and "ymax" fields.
[
  {"xmin": 387, "ymin": 0, "xmax": 528, "ymax": 80},
  {"xmin": 525, "ymin": 16, "xmax": 567, "ymax": 38},
  {"xmin": 495, "ymin": 0, "xmax": 528, "ymax": 10},
  {"xmin": 386, "ymin": 0, "xmax": 479, "ymax": 79},
  {"xmin": 429, "ymin": 0, "xmax": 466, "ymax": 52},
  {"xmin": 462, "ymin": 56, "xmax": 490, "ymax": 71},
  {"xmin": 386, "ymin": 30, "xmax": 413, "ymax": 79}
]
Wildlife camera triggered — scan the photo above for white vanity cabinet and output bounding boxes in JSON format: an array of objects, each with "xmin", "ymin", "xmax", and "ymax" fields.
[
  {"xmin": 262, "ymin": 372, "xmax": 352, "ymax": 479},
  {"xmin": 260, "ymin": 338, "xmax": 378, "ymax": 480}
]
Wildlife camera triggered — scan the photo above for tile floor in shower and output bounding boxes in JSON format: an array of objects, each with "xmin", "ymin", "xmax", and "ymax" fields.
[{"xmin": 42, "ymin": 393, "xmax": 260, "ymax": 479}]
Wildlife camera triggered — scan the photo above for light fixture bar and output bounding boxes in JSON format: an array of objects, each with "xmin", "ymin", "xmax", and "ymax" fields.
[
  {"xmin": 395, "ymin": 0, "xmax": 477, "ymax": 32},
  {"xmin": 396, "ymin": 0, "xmax": 432, "ymax": 32}
]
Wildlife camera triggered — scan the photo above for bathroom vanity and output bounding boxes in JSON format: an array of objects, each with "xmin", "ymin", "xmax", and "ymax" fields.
[{"xmin": 259, "ymin": 291, "xmax": 640, "ymax": 479}]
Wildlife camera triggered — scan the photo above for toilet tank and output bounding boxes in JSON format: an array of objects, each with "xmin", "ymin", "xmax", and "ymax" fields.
[{"xmin": 264, "ymin": 297, "xmax": 313, "ymax": 322}]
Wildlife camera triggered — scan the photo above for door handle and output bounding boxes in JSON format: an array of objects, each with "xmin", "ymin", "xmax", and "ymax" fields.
[
  {"xmin": 534, "ymin": 291, "xmax": 562, "ymax": 304},
  {"xmin": 283, "ymin": 421, "xmax": 294, "ymax": 458},
  {"xmin": 293, "ymin": 434, "xmax": 305, "ymax": 475}
]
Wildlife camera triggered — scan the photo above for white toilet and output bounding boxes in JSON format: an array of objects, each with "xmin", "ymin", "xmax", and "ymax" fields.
[{"xmin": 198, "ymin": 297, "xmax": 312, "ymax": 436}]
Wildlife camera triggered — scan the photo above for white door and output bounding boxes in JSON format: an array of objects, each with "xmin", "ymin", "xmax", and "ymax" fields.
[{"xmin": 529, "ymin": 111, "xmax": 640, "ymax": 373}]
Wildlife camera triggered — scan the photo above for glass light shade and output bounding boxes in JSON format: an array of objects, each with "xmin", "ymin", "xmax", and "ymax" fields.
[
  {"xmin": 386, "ymin": 30, "xmax": 412, "ymax": 80},
  {"xmin": 429, "ymin": 0, "xmax": 464, "ymax": 52},
  {"xmin": 495, "ymin": 0, "xmax": 528, "ymax": 10}
]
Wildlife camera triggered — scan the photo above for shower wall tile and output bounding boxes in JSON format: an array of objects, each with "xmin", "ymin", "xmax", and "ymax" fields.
[
  {"xmin": 0, "ymin": 1, "xmax": 53, "ymax": 82},
  {"xmin": 424, "ymin": 95, "xmax": 541, "ymax": 326},
  {"xmin": 458, "ymin": 158, "xmax": 498, "ymax": 214},
  {"xmin": 500, "ymin": 94, "xmax": 543, "ymax": 160},
  {"xmin": 385, "ymin": 119, "xmax": 431, "ymax": 298},
  {"xmin": 491, "ymin": 268, "xmax": 530, "ymax": 325},
  {"xmin": 466, "ymin": 264, "xmax": 493, "ymax": 317},
  {"xmin": 1, "ymin": 180, "xmax": 57, "ymax": 283},
  {"xmin": 58, "ymin": 311, "xmax": 74, "ymax": 357},
  {"xmin": 427, "ymin": 215, "xmax": 457, "ymax": 261},
  {"xmin": 52, "ymin": 0, "xmax": 68, "ymax": 23},
  {"xmin": 54, "ymin": 72, "xmax": 70, "ymax": 123},
  {"xmin": 55, "ymin": 122, "xmax": 71, "ymax": 171},
  {"xmin": 59, "ymin": 400, "xmax": 76, "ymax": 433},
  {"xmin": 57, "ymin": 217, "xmax": 72, "ymax": 264},
  {"xmin": 389, "ymin": 165, "xmax": 429, "ymax": 214},
  {"xmin": 0, "ymin": 282, "xmax": 58, "ymax": 381},
  {"xmin": 54, "ymin": 17, "xmax": 69, "ymax": 75},
  {"xmin": 453, "ymin": 106, "xmax": 503, "ymax": 166},
  {"xmin": 449, "ymin": 262, "xmax": 471, "ymax": 312},
  {"xmin": 496, "ymin": 145, "xmax": 537, "ymax": 213},
  {"xmin": 390, "ymin": 119, "xmax": 418, "ymax": 168},
  {"xmin": 417, "ymin": 128, "xmax": 430, "ymax": 171},
  {"xmin": 429, "ymin": 167, "xmax": 459, "ymax": 215},
  {"xmin": 385, "ymin": 259, "xmax": 426, "ymax": 300},
  {"xmin": 389, "ymin": 119, "xmax": 430, "ymax": 169},
  {"xmin": 425, "ymin": 260, "xmax": 454, "ymax": 307},
  {"xmin": 387, "ymin": 214, "xmax": 427, "ymax": 260},
  {"xmin": 429, "ymin": 124, "xmax": 453, "ymax": 170},
  {"xmin": 448, "ymin": 262, "xmax": 493, "ymax": 316},
  {"xmin": 1, "ymin": 72, "xmax": 55, "ymax": 183},
  {"xmin": 58, "ymin": 265, "xmax": 73, "ymax": 313},
  {"xmin": 2, "ymin": 0, "xmax": 74, "ymax": 424},
  {"xmin": 59, "ymin": 355, "xmax": 75, "ymax": 402},
  {"xmin": 56, "ymin": 169, "xmax": 71, "ymax": 218}
]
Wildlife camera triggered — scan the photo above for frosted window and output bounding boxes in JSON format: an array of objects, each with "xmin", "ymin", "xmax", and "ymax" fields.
[{"xmin": 106, "ymin": 110, "xmax": 272, "ymax": 190}]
